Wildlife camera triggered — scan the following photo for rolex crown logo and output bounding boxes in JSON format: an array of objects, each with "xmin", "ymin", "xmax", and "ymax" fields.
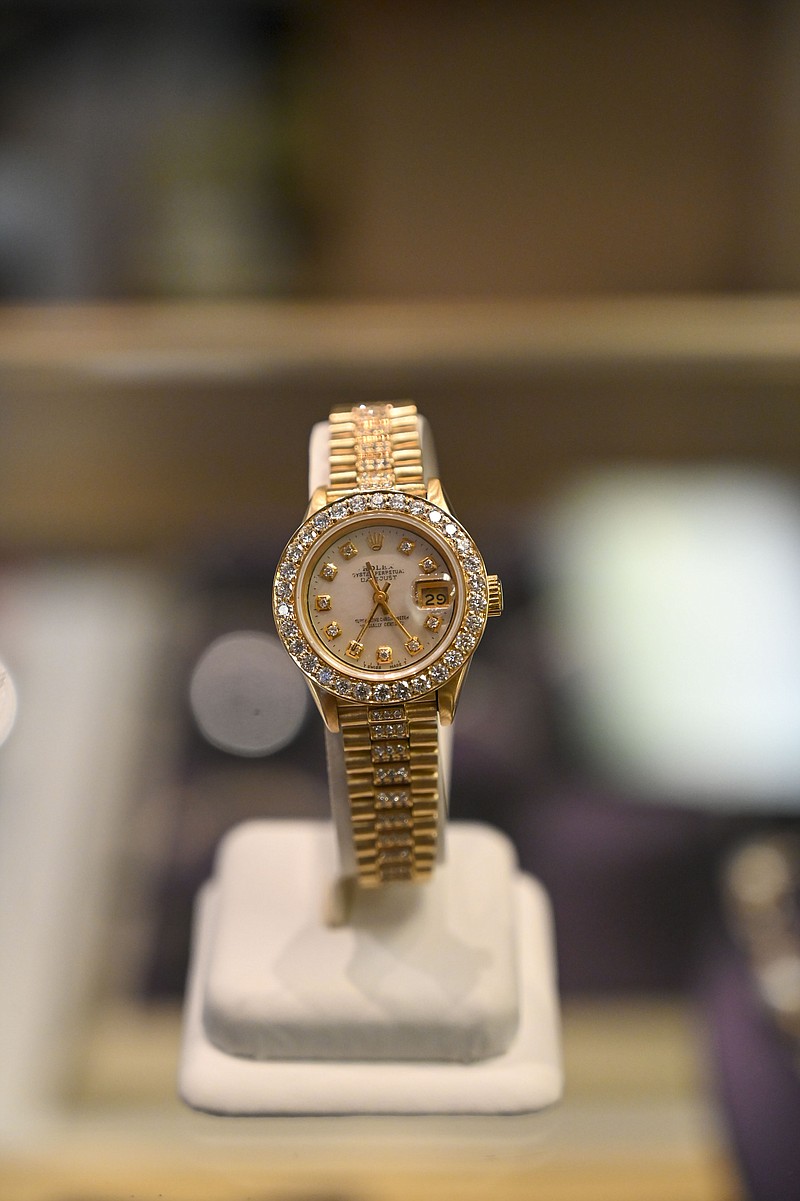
[{"xmin": 367, "ymin": 531, "xmax": 384, "ymax": 551}]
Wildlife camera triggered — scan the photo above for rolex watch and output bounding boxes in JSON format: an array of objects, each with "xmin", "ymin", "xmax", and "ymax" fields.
[{"xmin": 273, "ymin": 402, "xmax": 502, "ymax": 887}]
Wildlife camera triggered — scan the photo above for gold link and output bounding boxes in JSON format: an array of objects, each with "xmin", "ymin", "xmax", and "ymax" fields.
[{"xmin": 337, "ymin": 694, "xmax": 440, "ymax": 886}]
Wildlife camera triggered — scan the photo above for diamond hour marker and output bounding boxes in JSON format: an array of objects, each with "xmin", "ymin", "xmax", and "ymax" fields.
[{"xmin": 320, "ymin": 563, "xmax": 338, "ymax": 581}]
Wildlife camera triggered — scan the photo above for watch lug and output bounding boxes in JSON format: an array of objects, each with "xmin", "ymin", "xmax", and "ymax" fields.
[
  {"xmin": 437, "ymin": 661, "xmax": 472, "ymax": 726},
  {"xmin": 425, "ymin": 478, "xmax": 452, "ymax": 513},
  {"xmin": 306, "ymin": 679, "xmax": 340, "ymax": 732},
  {"xmin": 304, "ymin": 486, "xmax": 329, "ymax": 519}
]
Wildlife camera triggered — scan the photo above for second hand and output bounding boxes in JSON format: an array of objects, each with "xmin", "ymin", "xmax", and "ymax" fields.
[{"xmin": 365, "ymin": 560, "xmax": 415, "ymax": 642}]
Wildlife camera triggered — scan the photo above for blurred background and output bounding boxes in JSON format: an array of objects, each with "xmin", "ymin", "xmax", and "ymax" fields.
[{"xmin": 3, "ymin": 3, "xmax": 800, "ymax": 1200}]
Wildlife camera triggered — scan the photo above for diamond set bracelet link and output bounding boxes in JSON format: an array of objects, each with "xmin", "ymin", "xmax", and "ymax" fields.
[
  {"xmin": 327, "ymin": 401, "xmax": 439, "ymax": 886},
  {"xmin": 327, "ymin": 402, "xmax": 427, "ymax": 500},
  {"xmin": 338, "ymin": 697, "xmax": 439, "ymax": 886}
]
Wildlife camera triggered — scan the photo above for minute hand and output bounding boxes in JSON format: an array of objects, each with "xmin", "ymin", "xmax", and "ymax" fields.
[
  {"xmin": 353, "ymin": 597, "xmax": 383, "ymax": 646},
  {"xmin": 353, "ymin": 570, "xmax": 392, "ymax": 645},
  {"xmin": 376, "ymin": 596, "xmax": 415, "ymax": 642}
]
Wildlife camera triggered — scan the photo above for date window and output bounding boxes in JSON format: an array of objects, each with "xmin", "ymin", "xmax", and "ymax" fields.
[{"xmin": 414, "ymin": 577, "xmax": 455, "ymax": 609}]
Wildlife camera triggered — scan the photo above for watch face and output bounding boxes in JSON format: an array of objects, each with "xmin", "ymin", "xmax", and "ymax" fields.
[
  {"xmin": 273, "ymin": 492, "xmax": 489, "ymax": 705},
  {"xmin": 303, "ymin": 518, "xmax": 460, "ymax": 674}
]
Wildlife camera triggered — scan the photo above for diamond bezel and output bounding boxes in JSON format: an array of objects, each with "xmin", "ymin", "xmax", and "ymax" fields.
[{"xmin": 272, "ymin": 491, "xmax": 489, "ymax": 703}]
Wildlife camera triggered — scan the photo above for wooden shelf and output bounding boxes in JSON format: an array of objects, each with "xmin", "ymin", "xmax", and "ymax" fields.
[
  {"xmin": 3, "ymin": 296, "xmax": 800, "ymax": 382},
  {"xmin": 0, "ymin": 997, "xmax": 742, "ymax": 1201},
  {"xmin": 2, "ymin": 298, "xmax": 800, "ymax": 551}
]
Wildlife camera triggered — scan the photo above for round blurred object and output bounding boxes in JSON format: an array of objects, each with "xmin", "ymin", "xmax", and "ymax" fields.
[
  {"xmin": 190, "ymin": 632, "xmax": 308, "ymax": 756},
  {"xmin": 541, "ymin": 470, "xmax": 800, "ymax": 809},
  {"xmin": 0, "ymin": 661, "xmax": 17, "ymax": 748}
]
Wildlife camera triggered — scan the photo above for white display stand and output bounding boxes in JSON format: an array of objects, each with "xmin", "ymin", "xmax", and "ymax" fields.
[
  {"xmin": 179, "ymin": 820, "xmax": 562, "ymax": 1114},
  {"xmin": 179, "ymin": 411, "xmax": 562, "ymax": 1114}
]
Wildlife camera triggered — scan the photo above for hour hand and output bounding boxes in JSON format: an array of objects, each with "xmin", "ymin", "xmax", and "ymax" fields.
[
  {"xmin": 365, "ymin": 561, "xmax": 384, "ymax": 596},
  {"xmin": 365, "ymin": 561, "xmax": 390, "ymax": 604}
]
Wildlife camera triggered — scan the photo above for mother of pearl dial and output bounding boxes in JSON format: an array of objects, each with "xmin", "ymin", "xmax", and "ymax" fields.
[{"xmin": 300, "ymin": 518, "xmax": 461, "ymax": 676}]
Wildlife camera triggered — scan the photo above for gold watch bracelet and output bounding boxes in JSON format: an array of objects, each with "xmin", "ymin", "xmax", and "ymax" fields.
[{"xmin": 325, "ymin": 403, "xmax": 442, "ymax": 886}]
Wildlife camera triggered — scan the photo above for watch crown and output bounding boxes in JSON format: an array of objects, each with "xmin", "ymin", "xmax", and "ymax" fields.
[{"xmin": 487, "ymin": 574, "xmax": 503, "ymax": 618}]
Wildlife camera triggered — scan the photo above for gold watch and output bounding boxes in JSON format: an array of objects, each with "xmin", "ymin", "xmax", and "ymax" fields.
[{"xmin": 273, "ymin": 403, "xmax": 502, "ymax": 887}]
